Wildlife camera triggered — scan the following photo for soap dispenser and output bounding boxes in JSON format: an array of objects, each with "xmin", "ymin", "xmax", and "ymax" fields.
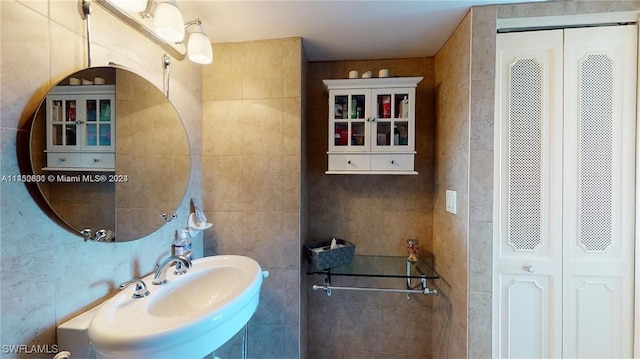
[
  {"xmin": 172, "ymin": 230, "xmax": 189, "ymax": 256},
  {"xmin": 180, "ymin": 229, "xmax": 192, "ymax": 260},
  {"xmin": 173, "ymin": 229, "xmax": 191, "ymax": 260}
]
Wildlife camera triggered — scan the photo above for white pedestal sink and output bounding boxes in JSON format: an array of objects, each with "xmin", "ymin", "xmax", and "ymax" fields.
[{"xmin": 85, "ymin": 255, "xmax": 264, "ymax": 359}]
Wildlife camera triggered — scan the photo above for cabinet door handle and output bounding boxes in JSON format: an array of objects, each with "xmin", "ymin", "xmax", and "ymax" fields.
[
  {"xmin": 391, "ymin": 160, "xmax": 396, "ymax": 164},
  {"xmin": 93, "ymin": 158, "xmax": 102, "ymax": 163},
  {"xmin": 75, "ymin": 120, "xmax": 84, "ymax": 125},
  {"xmin": 347, "ymin": 160, "xmax": 352, "ymax": 165},
  {"xmin": 58, "ymin": 157, "xmax": 66, "ymax": 163},
  {"xmin": 523, "ymin": 265, "xmax": 535, "ymax": 273},
  {"xmin": 371, "ymin": 117, "xmax": 376, "ymax": 122}
]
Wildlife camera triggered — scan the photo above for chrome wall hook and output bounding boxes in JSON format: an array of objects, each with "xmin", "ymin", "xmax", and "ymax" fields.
[
  {"xmin": 161, "ymin": 213, "xmax": 177, "ymax": 222},
  {"xmin": 80, "ymin": 228, "xmax": 109, "ymax": 241}
]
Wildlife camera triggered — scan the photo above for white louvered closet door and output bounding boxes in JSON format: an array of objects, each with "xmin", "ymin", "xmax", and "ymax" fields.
[
  {"xmin": 495, "ymin": 29, "xmax": 564, "ymax": 358},
  {"xmin": 495, "ymin": 25, "xmax": 637, "ymax": 358},
  {"xmin": 562, "ymin": 25, "xmax": 637, "ymax": 358}
]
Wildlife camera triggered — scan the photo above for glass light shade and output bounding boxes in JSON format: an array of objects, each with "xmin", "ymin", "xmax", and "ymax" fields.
[
  {"xmin": 187, "ymin": 30, "xmax": 213, "ymax": 64},
  {"xmin": 109, "ymin": 0, "xmax": 147, "ymax": 13},
  {"xmin": 153, "ymin": 0, "xmax": 185, "ymax": 43}
]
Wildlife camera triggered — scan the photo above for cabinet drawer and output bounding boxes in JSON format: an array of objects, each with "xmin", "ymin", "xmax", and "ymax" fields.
[
  {"xmin": 81, "ymin": 153, "xmax": 115, "ymax": 170},
  {"xmin": 47, "ymin": 152, "xmax": 81, "ymax": 168},
  {"xmin": 370, "ymin": 154, "xmax": 414, "ymax": 171},
  {"xmin": 46, "ymin": 152, "xmax": 114, "ymax": 170},
  {"xmin": 328, "ymin": 154, "xmax": 370, "ymax": 171}
]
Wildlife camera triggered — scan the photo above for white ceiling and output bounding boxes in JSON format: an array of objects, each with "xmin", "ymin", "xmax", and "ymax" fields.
[{"xmin": 178, "ymin": 0, "xmax": 539, "ymax": 62}]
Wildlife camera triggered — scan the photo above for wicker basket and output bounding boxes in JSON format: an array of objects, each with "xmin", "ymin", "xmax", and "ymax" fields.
[{"xmin": 305, "ymin": 239, "xmax": 355, "ymax": 270}]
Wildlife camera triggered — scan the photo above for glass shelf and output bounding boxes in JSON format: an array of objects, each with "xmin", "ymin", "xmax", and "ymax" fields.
[
  {"xmin": 307, "ymin": 255, "xmax": 440, "ymax": 297},
  {"xmin": 306, "ymin": 255, "xmax": 439, "ymax": 280}
]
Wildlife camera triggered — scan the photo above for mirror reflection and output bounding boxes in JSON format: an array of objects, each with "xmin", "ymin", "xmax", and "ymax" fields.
[{"xmin": 29, "ymin": 67, "xmax": 190, "ymax": 242}]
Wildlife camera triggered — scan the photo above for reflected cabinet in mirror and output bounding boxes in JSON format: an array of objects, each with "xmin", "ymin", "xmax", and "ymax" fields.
[{"xmin": 29, "ymin": 67, "xmax": 190, "ymax": 242}]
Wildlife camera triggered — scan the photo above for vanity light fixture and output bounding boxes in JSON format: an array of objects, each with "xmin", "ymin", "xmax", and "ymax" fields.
[
  {"xmin": 96, "ymin": 0, "xmax": 213, "ymax": 64},
  {"xmin": 185, "ymin": 19, "xmax": 213, "ymax": 64},
  {"xmin": 152, "ymin": 0, "xmax": 185, "ymax": 43}
]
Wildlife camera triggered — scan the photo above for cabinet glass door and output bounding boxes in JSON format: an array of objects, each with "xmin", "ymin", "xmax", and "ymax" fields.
[
  {"xmin": 50, "ymin": 99, "xmax": 64, "ymax": 146},
  {"xmin": 373, "ymin": 90, "xmax": 411, "ymax": 150},
  {"xmin": 98, "ymin": 99, "xmax": 112, "ymax": 146},
  {"xmin": 50, "ymin": 99, "xmax": 78, "ymax": 147},
  {"xmin": 331, "ymin": 92, "xmax": 368, "ymax": 150},
  {"xmin": 86, "ymin": 99, "xmax": 97, "ymax": 146},
  {"xmin": 84, "ymin": 98, "xmax": 113, "ymax": 148}
]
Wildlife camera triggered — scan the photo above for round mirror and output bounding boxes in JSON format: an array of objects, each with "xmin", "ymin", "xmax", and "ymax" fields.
[{"xmin": 28, "ymin": 67, "xmax": 190, "ymax": 242}]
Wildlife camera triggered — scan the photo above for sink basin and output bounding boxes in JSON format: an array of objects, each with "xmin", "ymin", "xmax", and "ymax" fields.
[{"xmin": 88, "ymin": 255, "xmax": 264, "ymax": 359}]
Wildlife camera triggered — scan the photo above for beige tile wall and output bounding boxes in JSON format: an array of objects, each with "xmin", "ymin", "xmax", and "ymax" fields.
[
  {"xmin": 468, "ymin": 5, "xmax": 497, "ymax": 359},
  {"xmin": 432, "ymin": 10, "xmax": 472, "ymax": 359},
  {"xmin": 0, "ymin": 1, "xmax": 202, "ymax": 357},
  {"xmin": 305, "ymin": 58, "xmax": 436, "ymax": 357},
  {"xmin": 201, "ymin": 37, "xmax": 304, "ymax": 358}
]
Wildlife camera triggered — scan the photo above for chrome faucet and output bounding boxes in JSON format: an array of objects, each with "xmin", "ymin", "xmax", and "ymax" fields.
[
  {"xmin": 152, "ymin": 255, "xmax": 192, "ymax": 285},
  {"xmin": 119, "ymin": 279, "xmax": 150, "ymax": 298}
]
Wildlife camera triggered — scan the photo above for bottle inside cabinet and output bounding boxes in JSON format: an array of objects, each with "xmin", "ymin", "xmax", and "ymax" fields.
[
  {"xmin": 352, "ymin": 122, "xmax": 365, "ymax": 146},
  {"xmin": 351, "ymin": 95, "xmax": 365, "ymax": 119},
  {"xmin": 396, "ymin": 94, "xmax": 409, "ymax": 118},
  {"xmin": 334, "ymin": 95, "xmax": 348, "ymax": 119},
  {"xmin": 377, "ymin": 94, "xmax": 391, "ymax": 118}
]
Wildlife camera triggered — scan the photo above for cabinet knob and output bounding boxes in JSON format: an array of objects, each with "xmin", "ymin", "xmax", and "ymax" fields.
[
  {"xmin": 371, "ymin": 117, "xmax": 376, "ymax": 122},
  {"xmin": 523, "ymin": 265, "xmax": 535, "ymax": 273},
  {"xmin": 93, "ymin": 158, "xmax": 102, "ymax": 163},
  {"xmin": 75, "ymin": 120, "xmax": 84, "ymax": 125},
  {"xmin": 58, "ymin": 157, "xmax": 66, "ymax": 163},
  {"xmin": 347, "ymin": 160, "xmax": 352, "ymax": 165},
  {"xmin": 391, "ymin": 160, "xmax": 396, "ymax": 164}
]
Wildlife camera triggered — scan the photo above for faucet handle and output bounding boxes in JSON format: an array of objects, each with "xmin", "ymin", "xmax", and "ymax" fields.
[
  {"xmin": 119, "ymin": 279, "xmax": 150, "ymax": 299},
  {"xmin": 174, "ymin": 252, "xmax": 193, "ymax": 275},
  {"xmin": 152, "ymin": 255, "xmax": 193, "ymax": 285},
  {"xmin": 175, "ymin": 262, "xmax": 188, "ymax": 275}
]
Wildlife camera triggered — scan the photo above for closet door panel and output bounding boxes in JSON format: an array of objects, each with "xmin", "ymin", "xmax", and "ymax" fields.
[
  {"xmin": 494, "ymin": 30, "xmax": 564, "ymax": 358},
  {"xmin": 562, "ymin": 25, "xmax": 637, "ymax": 358}
]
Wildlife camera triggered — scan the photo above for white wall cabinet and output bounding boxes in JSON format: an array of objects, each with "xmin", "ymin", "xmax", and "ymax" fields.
[
  {"xmin": 494, "ymin": 25, "xmax": 637, "ymax": 358},
  {"xmin": 44, "ymin": 85, "xmax": 115, "ymax": 171},
  {"xmin": 323, "ymin": 77, "xmax": 422, "ymax": 174}
]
